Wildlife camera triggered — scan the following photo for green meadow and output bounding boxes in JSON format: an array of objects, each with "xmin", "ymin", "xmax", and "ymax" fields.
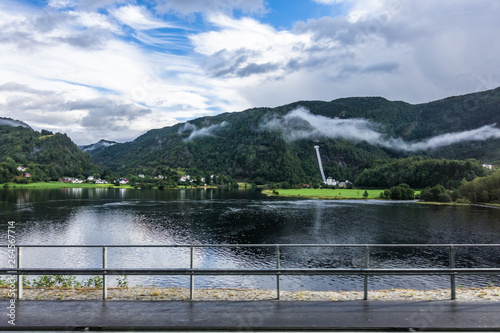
[{"xmin": 263, "ymin": 188, "xmax": 420, "ymax": 200}]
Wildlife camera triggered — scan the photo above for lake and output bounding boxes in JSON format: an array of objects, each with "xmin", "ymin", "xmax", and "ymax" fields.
[{"xmin": 1, "ymin": 188, "xmax": 499, "ymax": 291}]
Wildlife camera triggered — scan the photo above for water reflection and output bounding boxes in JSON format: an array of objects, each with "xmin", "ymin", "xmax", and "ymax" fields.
[{"xmin": 1, "ymin": 188, "xmax": 500, "ymax": 290}]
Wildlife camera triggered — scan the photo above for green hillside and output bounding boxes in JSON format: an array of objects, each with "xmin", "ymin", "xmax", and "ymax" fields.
[
  {"xmin": 90, "ymin": 87, "xmax": 500, "ymax": 185},
  {"xmin": 0, "ymin": 124, "xmax": 100, "ymax": 183}
]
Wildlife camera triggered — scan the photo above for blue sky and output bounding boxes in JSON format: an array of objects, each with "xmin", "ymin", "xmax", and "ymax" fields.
[{"xmin": 0, "ymin": 0, "xmax": 499, "ymax": 144}]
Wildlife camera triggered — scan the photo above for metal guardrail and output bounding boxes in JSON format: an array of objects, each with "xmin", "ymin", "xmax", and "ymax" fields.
[{"xmin": 2, "ymin": 244, "xmax": 500, "ymax": 301}]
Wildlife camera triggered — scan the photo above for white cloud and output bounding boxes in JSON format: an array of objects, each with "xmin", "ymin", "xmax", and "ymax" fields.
[
  {"xmin": 48, "ymin": 0, "xmax": 130, "ymax": 11},
  {"xmin": 111, "ymin": 5, "xmax": 178, "ymax": 30},
  {"xmin": 191, "ymin": 1, "xmax": 500, "ymax": 108},
  {"xmin": 1, "ymin": 0, "xmax": 499, "ymax": 147},
  {"xmin": 154, "ymin": 0, "xmax": 266, "ymax": 16},
  {"xmin": 183, "ymin": 121, "xmax": 229, "ymax": 141},
  {"xmin": 313, "ymin": 0, "xmax": 343, "ymax": 3},
  {"xmin": 0, "ymin": 1, "xmax": 252, "ymax": 144},
  {"xmin": 263, "ymin": 107, "xmax": 500, "ymax": 151},
  {"xmin": 191, "ymin": 15, "xmax": 312, "ymax": 78},
  {"xmin": 48, "ymin": 0, "xmax": 73, "ymax": 9}
]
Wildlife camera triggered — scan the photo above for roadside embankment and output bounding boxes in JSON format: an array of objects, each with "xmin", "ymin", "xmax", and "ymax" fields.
[{"xmin": 2, "ymin": 286, "xmax": 499, "ymax": 302}]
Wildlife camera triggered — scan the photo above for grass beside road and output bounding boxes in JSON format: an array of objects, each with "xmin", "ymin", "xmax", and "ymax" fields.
[{"xmin": 263, "ymin": 188, "xmax": 387, "ymax": 200}]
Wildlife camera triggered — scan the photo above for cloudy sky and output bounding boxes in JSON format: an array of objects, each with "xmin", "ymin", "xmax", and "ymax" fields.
[{"xmin": 0, "ymin": 0, "xmax": 499, "ymax": 144}]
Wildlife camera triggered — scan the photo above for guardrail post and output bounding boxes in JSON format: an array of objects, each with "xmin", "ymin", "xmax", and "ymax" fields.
[
  {"xmin": 17, "ymin": 246, "xmax": 22, "ymax": 300},
  {"xmin": 276, "ymin": 245, "xmax": 280, "ymax": 300},
  {"xmin": 364, "ymin": 246, "xmax": 369, "ymax": 300},
  {"xmin": 190, "ymin": 247, "xmax": 195, "ymax": 300},
  {"xmin": 103, "ymin": 246, "xmax": 107, "ymax": 300},
  {"xmin": 450, "ymin": 245, "xmax": 456, "ymax": 300}
]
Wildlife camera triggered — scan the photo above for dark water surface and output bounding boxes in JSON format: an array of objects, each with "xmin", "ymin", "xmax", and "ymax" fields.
[{"xmin": 1, "ymin": 188, "xmax": 499, "ymax": 291}]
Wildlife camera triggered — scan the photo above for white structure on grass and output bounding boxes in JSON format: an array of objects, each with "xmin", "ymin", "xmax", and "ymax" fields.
[{"xmin": 314, "ymin": 145, "xmax": 327, "ymax": 184}]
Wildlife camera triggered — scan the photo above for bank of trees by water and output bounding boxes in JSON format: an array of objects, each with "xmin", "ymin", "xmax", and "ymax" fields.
[
  {"xmin": 417, "ymin": 170, "xmax": 500, "ymax": 204},
  {"xmin": 459, "ymin": 170, "xmax": 500, "ymax": 204},
  {"xmin": 1, "ymin": 124, "xmax": 497, "ymax": 201},
  {"xmin": 354, "ymin": 157, "xmax": 487, "ymax": 189}
]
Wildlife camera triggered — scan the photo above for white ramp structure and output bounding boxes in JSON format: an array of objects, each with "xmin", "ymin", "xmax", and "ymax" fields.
[{"xmin": 314, "ymin": 145, "xmax": 327, "ymax": 184}]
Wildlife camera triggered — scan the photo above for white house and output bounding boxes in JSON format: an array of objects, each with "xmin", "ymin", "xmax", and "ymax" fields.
[
  {"xmin": 180, "ymin": 175, "xmax": 191, "ymax": 182},
  {"xmin": 17, "ymin": 166, "xmax": 26, "ymax": 172},
  {"xmin": 483, "ymin": 164, "xmax": 493, "ymax": 170},
  {"xmin": 326, "ymin": 177, "xmax": 337, "ymax": 186},
  {"xmin": 87, "ymin": 176, "xmax": 94, "ymax": 181},
  {"xmin": 138, "ymin": 174, "xmax": 145, "ymax": 178}
]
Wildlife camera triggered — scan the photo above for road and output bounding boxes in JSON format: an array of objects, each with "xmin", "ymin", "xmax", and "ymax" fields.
[{"xmin": 2, "ymin": 300, "xmax": 500, "ymax": 331}]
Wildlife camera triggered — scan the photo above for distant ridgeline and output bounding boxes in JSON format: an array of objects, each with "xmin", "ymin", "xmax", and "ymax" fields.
[
  {"xmin": 88, "ymin": 87, "xmax": 500, "ymax": 188},
  {"xmin": 1, "ymin": 86, "xmax": 500, "ymax": 187},
  {"xmin": 0, "ymin": 119, "xmax": 101, "ymax": 183}
]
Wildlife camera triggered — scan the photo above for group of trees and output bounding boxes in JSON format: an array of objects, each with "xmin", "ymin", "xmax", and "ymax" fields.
[
  {"xmin": 0, "ymin": 125, "xmax": 102, "ymax": 183},
  {"xmin": 419, "ymin": 185, "xmax": 461, "ymax": 203},
  {"xmin": 459, "ymin": 170, "xmax": 500, "ymax": 204},
  {"xmin": 379, "ymin": 183, "xmax": 415, "ymax": 200},
  {"xmin": 88, "ymin": 87, "xmax": 500, "ymax": 187},
  {"xmin": 3, "ymin": 87, "xmax": 500, "ymax": 198},
  {"xmin": 354, "ymin": 157, "xmax": 487, "ymax": 189},
  {"xmin": 418, "ymin": 170, "xmax": 500, "ymax": 204}
]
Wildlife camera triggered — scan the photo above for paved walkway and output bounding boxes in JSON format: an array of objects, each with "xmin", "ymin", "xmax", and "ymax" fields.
[{"xmin": 2, "ymin": 300, "xmax": 500, "ymax": 331}]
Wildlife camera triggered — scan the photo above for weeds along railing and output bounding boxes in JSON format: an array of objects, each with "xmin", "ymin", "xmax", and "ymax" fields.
[{"xmin": 2, "ymin": 244, "xmax": 500, "ymax": 301}]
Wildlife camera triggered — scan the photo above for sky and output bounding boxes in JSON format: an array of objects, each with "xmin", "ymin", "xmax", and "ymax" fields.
[{"xmin": 0, "ymin": 0, "xmax": 499, "ymax": 145}]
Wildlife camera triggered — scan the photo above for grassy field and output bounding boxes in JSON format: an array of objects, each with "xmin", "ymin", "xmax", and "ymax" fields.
[
  {"xmin": 263, "ymin": 188, "xmax": 423, "ymax": 200},
  {"xmin": 1, "ymin": 182, "xmax": 134, "ymax": 189},
  {"xmin": 262, "ymin": 188, "xmax": 388, "ymax": 199}
]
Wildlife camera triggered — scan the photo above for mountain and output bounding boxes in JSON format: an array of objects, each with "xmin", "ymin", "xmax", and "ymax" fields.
[
  {"xmin": 80, "ymin": 139, "xmax": 118, "ymax": 153},
  {"xmin": 0, "ymin": 117, "xmax": 32, "ymax": 129},
  {"xmin": 90, "ymin": 87, "xmax": 500, "ymax": 185},
  {"xmin": 0, "ymin": 122, "xmax": 101, "ymax": 183}
]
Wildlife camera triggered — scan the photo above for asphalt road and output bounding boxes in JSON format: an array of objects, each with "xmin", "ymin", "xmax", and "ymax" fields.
[{"xmin": 2, "ymin": 300, "xmax": 500, "ymax": 331}]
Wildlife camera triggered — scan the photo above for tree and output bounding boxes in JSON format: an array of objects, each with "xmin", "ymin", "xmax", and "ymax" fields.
[
  {"xmin": 363, "ymin": 190, "xmax": 369, "ymax": 198},
  {"xmin": 437, "ymin": 193, "xmax": 452, "ymax": 203},
  {"xmin": 390, "ymin": 183, "xmax": 415, "ymax": 200}
]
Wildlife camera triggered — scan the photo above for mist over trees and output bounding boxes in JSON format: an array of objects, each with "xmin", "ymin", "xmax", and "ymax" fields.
[
  {"xmin": 89, "ymin": 87, "xmax": 500, "ymax": 187},
  {"xmin": 2, "ymin": 87, "xmax": 500, "ymax": 192}
]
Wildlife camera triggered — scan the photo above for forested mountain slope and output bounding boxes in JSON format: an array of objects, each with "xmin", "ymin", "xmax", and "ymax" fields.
[
  {"xmin": 0, "ymin": 124, "xmax": 100, "ymax": 182},
  {"xmin": 90, "ymin": 87, "xmax": 500, "ymax": 185}
]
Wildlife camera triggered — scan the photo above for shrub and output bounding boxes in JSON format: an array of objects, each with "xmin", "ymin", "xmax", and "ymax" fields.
[
  {"xmin": 437, "ymin": 193, "xmax": 452, "ymax": 203},
  {"xmin": 419, "ymin": 189, "xmax": 435, "ymax": 201},
  {"xmin": 390, "ymin": 183, "xmax": 415, "ymax": 200}
]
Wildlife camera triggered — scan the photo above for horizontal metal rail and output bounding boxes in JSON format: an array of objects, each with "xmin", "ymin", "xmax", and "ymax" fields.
[
  {"xmin": 5, "ymin": 243, "xmax": 500, "ymax": 247},
  {"xmin": 3, "ymin": 268, "xmax": 500, "ymax": 276},
  {"xmin": 2, "ymin": 244, "xmax": 499, "ymax": 301}
]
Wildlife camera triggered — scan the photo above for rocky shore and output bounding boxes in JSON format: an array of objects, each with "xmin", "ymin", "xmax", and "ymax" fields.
[{"xmin": 2, "ymin": 286, "xmax": 500, "ymax": 302}]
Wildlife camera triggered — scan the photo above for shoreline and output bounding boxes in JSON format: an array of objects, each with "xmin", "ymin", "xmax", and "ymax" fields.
[
  {"xmin": 261, "ymin": 189, "xmax": 386, "ymax": 201},
  {"xmin": 2, "ymin": 286, "xmax": 499, "ymax": 302},
  {"xmin": 1, "ymin": 182, "xmax": 235, "ymax": 190},
  {"xmin": 262, "ymin": 190, "xmax": 498, "ymax": 207}
]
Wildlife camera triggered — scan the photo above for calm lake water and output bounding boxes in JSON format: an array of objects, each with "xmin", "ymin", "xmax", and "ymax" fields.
[{"xmin": 1, "ymin": 188, "xmax": 500, "ymax": 291}]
